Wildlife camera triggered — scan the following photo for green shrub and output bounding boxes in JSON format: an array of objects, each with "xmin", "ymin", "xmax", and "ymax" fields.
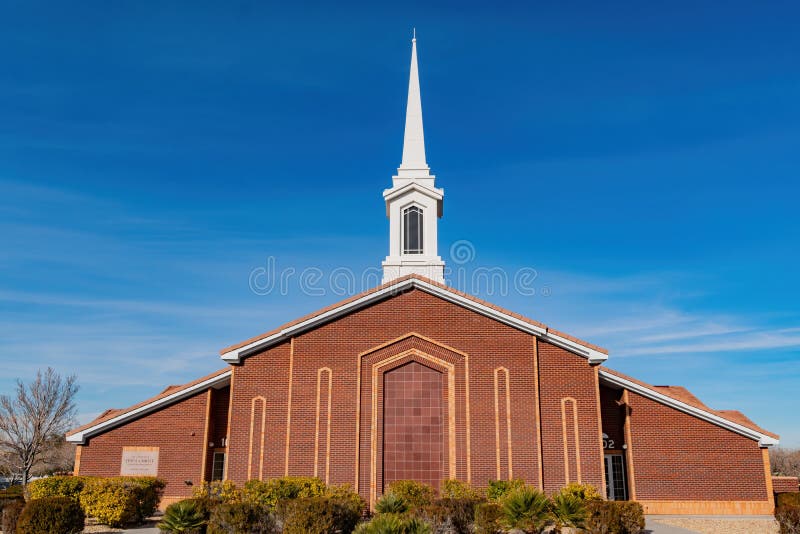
[
  {"xmin": 376, "ymin": 492, "xmax": 409, "ymax": 515},
  {"xmin": 16, "ymin": 496, "xmax": 85, "ymax": 534},
  {"xmin": 499, "ymin": 486, "xmax": 551, "ymax": 533},
  {"xmin": 126, "ymin": 476, "xmax": 166, "ymax": 520},
  {"xmin": 585, "ymin": 500, "xmax": 621, "ymax": 534},
  {"xmin": 779, "ymin": 493, "xmax": 800, "ymax": 509},
  {"xmin": 158, "ymin": 499, "xmax": 207, "ymax": 534},
  {"xmin": 194, "ymin": 480, "xmax": 243, "ymax": 505},
  {"xmin": 549, "ymin": 493, "xmax": 586, "ymax": 533},
  {"xmin": 440, "ymin": 479, "xmax": 482, "ymax": 500},
  {"xmin": 415, "ymin": 498, "xmax": 481, "ymax": 534},
  {"xmin": 617, "ymin": 501, "xmax": 645, "ymax": 534},
  {"xmin": 207, "ymin": 501, "xmax": 278, "ymax": 534},
  {"xmin": 486, "ymin": 479, "xmax": 525, "ymax": 501},
  {"xmin": 283, "ymin": 495, "xmax": 363, "ymax": 534},
  {"xmin": 385, "ymin": 480, "xmax": 435, "ymax": 510},
  {"xmin": 2, "ymin": 498, "xmax": 25, "ymax": 534},
  {"xmin": 79, "ymin": 477, "xmax": 140, "ymax": 527},
  {"xmin": 555, "ymin": 482, "xmax": 603, "ymax": 502},
  {"xmin": 26, "ymin": 475, "xmax": 87, "ymax": 501},
  {"xmin": 326, "ymin": 484, "xmax": 366, "ymax": 517},
  {"xmin": 474, "ymin": 501, "xmax": 502, "ymax": 534},
  {"xmin": 243, "ymin": 476, "xmax": 327, "ymax": 508}
]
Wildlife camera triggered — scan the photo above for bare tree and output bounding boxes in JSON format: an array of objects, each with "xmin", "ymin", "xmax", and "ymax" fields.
[
  {"xmin": 771, "ymin": 447, "xmax": 800, "ymax": 478},
  {"xmin": 0, "ymin": 368, "xmax": 78, "ymax": 485}
]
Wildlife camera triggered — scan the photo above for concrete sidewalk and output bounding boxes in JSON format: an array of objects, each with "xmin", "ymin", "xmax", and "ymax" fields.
[{"xmin": 646, "ymin": 518, "xmax": 700, "ymax": 533}]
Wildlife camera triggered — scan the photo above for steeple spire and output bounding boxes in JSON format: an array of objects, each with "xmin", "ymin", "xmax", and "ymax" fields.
[
  {"xmin": 382, "ymin": 33, "xmax": 445, "ymax": 285},
  {"xmin": 399, "ymin": 32, "xmax": 428, "ymax": 171}
]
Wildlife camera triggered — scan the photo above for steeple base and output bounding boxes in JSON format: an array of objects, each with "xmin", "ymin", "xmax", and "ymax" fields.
[{"xmin": 382, "ymin": 257, "xmax": 445, "ymax": 284}]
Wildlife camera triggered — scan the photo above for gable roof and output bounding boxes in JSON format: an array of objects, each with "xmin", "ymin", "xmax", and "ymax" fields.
[
  {"xmin": 599, "ymin": 367, "xmax": 779, "ymax": 447},
  {"xmin": 220, "ymin": 274, "xmax": 609, "ymax": 364},
  {"xmin": 66, "ymin": 368, "xmax": 231, "ymax": 445}
]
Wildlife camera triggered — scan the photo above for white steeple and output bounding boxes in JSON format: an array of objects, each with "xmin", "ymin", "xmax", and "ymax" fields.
[
  {"xmin": 399, "ymin": 31, "xmax": 427, "ymax": 172},
  {"xmin": 382, "ymin": 34, "xmax": 445, "ymax": 284}
]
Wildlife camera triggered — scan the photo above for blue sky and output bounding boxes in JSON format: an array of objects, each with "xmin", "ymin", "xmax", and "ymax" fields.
[{"xmin": 1, "ymin": 2, "xmax": 799, "ymax": 446}]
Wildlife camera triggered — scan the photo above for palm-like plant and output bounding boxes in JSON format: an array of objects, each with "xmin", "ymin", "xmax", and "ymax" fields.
[
  {"xmin": 157, "ymin": 500, "xmax": 206, "ymax": 534},
  {"xmin": 500, "ymin": 486, "xmax": 551, "ymax": 534},
  {"xmin": 403, "ymin": 517, "xmax": 433, "ymax": 534},
  {"xmin": 550, "ymin": 492, "xmax": 587, "ymax": 533},
  {"xmin": 354, "ymin": 513, "xmax": 432, "ymax": 534},
  {"xmin": 375, "ymin": 492, "xmax": 410, "ymax": 515}
]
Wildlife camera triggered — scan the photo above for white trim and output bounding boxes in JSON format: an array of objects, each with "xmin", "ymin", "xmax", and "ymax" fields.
[
  {"xmin": 66, "ymin": 371, "xmax": 232, "ymax": 444},
  {"xmin": 383, "ymin": 181, "xmax": 443, "ymax": 204},
  {"xmin": 220, "ymin": 278, "xmax": 608, "ymax": 365},
  {"xmin": 598, "ymin": 369, "xmax": 778, "ymax": 447}
]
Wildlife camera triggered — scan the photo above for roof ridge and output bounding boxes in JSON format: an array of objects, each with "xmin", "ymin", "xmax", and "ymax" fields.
[{"xmin": 219, "ymin": 274, "xmax": 607, "ymax": 358}]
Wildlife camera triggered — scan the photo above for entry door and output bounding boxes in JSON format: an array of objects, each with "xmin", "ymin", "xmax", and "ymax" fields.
[{"xmin": 604, "ymin": 454, "xmax": 628, "ymax": 501}]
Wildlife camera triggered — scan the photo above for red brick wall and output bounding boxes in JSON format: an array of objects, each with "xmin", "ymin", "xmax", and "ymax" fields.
[
  {"xmin": 226, "ymin": 342, "xmax": 291, "ymax": 483},
  {"xmin": 773, "ymin": 476, "xmax": 800, "ymax": 494},
  {"xmin": 627, "ymin": 390, "xmax": 768, "ymax": 501},
  {"xmin": 538, "ymin": 342, "xmax": 604, "ymax": 493},
  {"xmin": 78, "ymin": 390, "xmax": 208, "ymax": 499},
  {"xmin": 226, "ymin": 288, "xmax": 603, "ymax": 503},
  {"xmin": 383, "ymin": 361, "xmax": 444, "ymax": 492}
]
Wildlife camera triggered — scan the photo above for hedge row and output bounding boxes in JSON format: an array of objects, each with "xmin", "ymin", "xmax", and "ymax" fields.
[
  {"xmin": 25, "ymin": 475, "xmax": 165, "ymax": 527},
  {"xmin": 159, "ymin": 478, "xmax": 365, "ymax": 534},
  {"xmin": 160, "ymin": 478, "xmax": 644, "ymax": 534}
]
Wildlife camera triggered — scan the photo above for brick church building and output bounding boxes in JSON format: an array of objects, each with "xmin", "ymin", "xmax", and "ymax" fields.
[{"xmin": 67, "ymin": 38, "xmax": 781, "ymax": 515}]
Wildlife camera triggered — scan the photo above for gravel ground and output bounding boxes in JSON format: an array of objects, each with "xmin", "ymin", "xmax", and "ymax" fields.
[{"xmin": 651, "ymin": 516, "xmax": 779, "ymax": 534}]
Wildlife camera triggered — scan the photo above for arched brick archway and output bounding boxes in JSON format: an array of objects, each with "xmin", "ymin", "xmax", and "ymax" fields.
[{"xmin": 383, "ymin": 361, "xmax": 444, "ymax": 492}]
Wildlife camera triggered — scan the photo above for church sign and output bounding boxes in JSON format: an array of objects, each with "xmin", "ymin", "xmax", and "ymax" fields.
[{"xmin": 120, "ymin": 446, "xmax": 159, "ymax": 476}]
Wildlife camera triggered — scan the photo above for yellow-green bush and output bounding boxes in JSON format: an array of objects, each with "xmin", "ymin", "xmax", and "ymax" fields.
[
  {"xmin": 440, "ymin": 479, "xmax": 482, "ymax": 500},
  {"xmin": 26, "ymin": 475, "xmax": 88, "ymax": 501},
  {"xmin": 79, "ymin": 477, "xmax": 140, "ymax": 527},
  {"xmin": 193, "ymin": 479, "xmax": 242, "ymax": 505},
  {"xmin": 243, "ymin": 476, "xmax": 327, "ymax": 508},
  {"xmin": 385, "ymin": 480, "xmax": 435, "ymax": 510},
  {"xmin": 555, "ymin": 482, "xmax": 603, "ymax": 502}
]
